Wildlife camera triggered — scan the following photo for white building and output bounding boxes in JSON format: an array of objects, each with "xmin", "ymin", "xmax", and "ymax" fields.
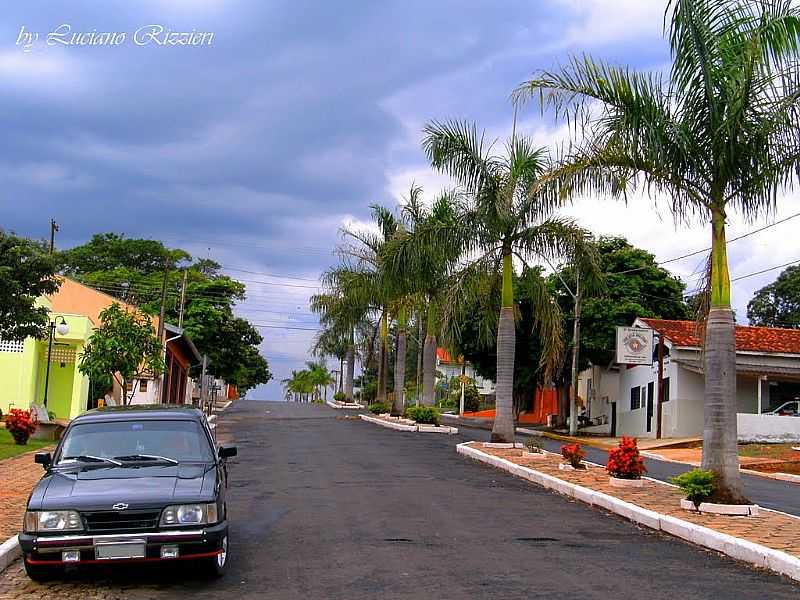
[
  {"xmin": 436, "ymin": 348, "xmax": 495, "ymax": 397},
  {"xmin": 577, "ymin": 318, "xmax": 800, "ymax": 440}
]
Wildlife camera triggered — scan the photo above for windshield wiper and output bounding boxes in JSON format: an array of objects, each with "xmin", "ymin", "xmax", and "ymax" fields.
[
  {"xmin": 113, "ymin": 454, "xmax": 179, "ymax": 464},
  {"xmin": 60, "ymin": 455, "xmax": 122, "ymax": 466}
]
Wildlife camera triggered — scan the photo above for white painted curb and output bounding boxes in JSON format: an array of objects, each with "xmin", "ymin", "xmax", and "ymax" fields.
[
  {"xmin": 456, "ymin": 442, "xmax": 800, "ymax": 583},
  {"xmin": 0, "ymin": 535, "xmax": 20, "ymax": 574},
  {"xmin": 358, "ymin": 414, "xmax": 458, "ymax": 434},
  {"xmin": 325, "ymin": 400, "xmax": 363, "ymax": 410}
]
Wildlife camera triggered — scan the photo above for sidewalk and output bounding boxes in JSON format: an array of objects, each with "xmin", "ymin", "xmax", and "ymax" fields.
[
  {"xmin": 0, "ymin": 448, "xmax": 52, "ymax": 542},
  {"xmin": 460, "ymin": 441, "xmax": 800, "ymax": 581}
]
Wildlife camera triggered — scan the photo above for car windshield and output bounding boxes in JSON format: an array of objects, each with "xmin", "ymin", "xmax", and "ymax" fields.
[{"xmin": 57, "ymin": 419, "xmax": 214, "ymax": 465}]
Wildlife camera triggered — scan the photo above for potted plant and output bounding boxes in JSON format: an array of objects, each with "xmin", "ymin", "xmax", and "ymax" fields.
[
  {"xmin": 405, "ymin": 406, "xmax": 440, "ymax": 426},
  {"xmin": 672, "ymin": 469, "xmax": 715, "ymax": 511},
  {"xmin": 333, "ymin": 391, "xmax": 348, "ymax": 405},
  {"xmin": 367, "ymin": 402, "xmax": 391, "ymax": 415},
  {"xmin": 559, "ymin": 443, "xmax": 586, "ymax": 470},
  {"xmin": 606, "ymin": 436, "xmax": 646, "ymax": 487},
  {"xmin": 5, "ymin": 408, "xmax": 38, "ymax": 445},
  {"xmin": 522, "ymin": 437, "xmax": 546, "ymax": 458}
]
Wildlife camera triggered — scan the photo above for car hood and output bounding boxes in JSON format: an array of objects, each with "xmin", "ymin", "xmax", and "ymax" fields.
[{"xmin": 28, "ymin": 463, "xmax": 218, "ymax": 511}]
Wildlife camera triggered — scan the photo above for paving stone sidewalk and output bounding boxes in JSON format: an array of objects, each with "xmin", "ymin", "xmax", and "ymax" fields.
[
  {"xmin": 0, "ymin": 448, "xmax": 53, "ymax": 543},
  {"xmin": 471, "ymin": 442, "xmax": 800, "ymax": 558}
]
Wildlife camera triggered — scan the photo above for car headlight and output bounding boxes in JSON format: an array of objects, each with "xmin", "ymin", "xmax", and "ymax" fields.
[
  {"xmin": 24, "ymin": 510, "xmax": 83, "ymax": 533},
  {"xmin": 160, "ymin": 503, "xmax": 218, "ymax": 526}
]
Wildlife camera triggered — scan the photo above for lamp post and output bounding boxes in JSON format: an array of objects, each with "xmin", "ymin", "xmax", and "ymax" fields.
[{"xmin": 43, "ymin": 316, "xmax": 69, "ymax": 408}]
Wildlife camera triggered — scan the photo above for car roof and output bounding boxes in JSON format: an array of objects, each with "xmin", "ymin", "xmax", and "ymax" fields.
[{"xmin": 74, "ymin": 404, "xmax": 206, "ymax": 424}]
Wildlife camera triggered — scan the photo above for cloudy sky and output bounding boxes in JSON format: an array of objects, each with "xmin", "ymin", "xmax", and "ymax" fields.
[{"xmin": 3, "ymin": 0, "xmax": 799, "ymax": 399}]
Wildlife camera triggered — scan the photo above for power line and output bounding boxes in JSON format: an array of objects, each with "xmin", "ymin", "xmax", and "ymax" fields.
[
  {"xmin": 731, "ymin": 258, "xmax": 800, "ymax": 282},
  {"xmin": 222, "ymin": 266, "xmax": 320, "ymax": 282},
  {"xmin": 611, "ymin": 211, "xmax": 800, "ymax": 276}
]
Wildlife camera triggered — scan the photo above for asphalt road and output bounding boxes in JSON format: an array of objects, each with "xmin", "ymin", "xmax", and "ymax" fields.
[
  {"xmin": 1, "ymin": 400, "xmax": 798, "ymax": 599},
  {"xmin": 451, "ymin": 421, "xmax": 800, "ymax": 516}
]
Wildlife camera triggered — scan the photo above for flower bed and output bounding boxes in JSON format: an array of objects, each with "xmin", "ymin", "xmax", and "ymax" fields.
[{"xmin": 457, "ymin": 441, "xmax": 800, "ymax": 583}]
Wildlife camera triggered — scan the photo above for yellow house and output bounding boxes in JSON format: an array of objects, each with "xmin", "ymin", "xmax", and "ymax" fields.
[{"xmin": 0, "ymin": 278, "xmax": 142, "ymax": 420}]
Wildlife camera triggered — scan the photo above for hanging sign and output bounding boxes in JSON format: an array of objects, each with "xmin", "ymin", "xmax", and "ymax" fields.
[{"xmin": 616, "ymin": 327, "xmax": 653, "ymax": 365}]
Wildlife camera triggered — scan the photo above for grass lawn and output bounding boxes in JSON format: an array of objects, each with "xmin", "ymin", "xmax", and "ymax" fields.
[
  {"xmin": 739, "ymin": 443, "xmax": 800, "ymax": 462},
  {"xmin": 0, "ymin": 428, "xmax": 52, "ymax": 461}
]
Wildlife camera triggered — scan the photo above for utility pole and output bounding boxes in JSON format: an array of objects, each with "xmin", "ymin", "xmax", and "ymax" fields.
[
  {"xmin": 155, "ymin": 259, "xmax": 170, "ymax": 403},
  {"xmin": 656, "ymin": 333, "xmax": 665, "ymax": 439},
  {"xmin": 569, "ymin": 272, "xmax": 582, "ymax": 436},
  {"xmin": 49, "ymin": 219, "xmax": 59, "ymax": 254},
  {"xmin": 459, "ymin": 361, "xmax": 466, "ymax": 416},
  {"xmin": 177, "ymin": 270, "xmax": 188, "ymax": 328},
  {"xmin": 416, "ymin": 311, "xmax": 424, "ymax": 407},
  {"xmin": 200, "ymin": 354, "xmax": 208, "ymax": 414}
]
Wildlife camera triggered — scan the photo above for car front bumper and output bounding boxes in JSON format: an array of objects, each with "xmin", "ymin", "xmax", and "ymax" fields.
[{"xmin": 19, "ymin": 521, "xmax": 227, "ymax": 565}]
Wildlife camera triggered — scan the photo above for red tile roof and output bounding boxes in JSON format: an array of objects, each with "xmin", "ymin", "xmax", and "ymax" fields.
[
  {"xmin": 436, "ymin": 348, "xmax": 463, "ymax": 363},
  {"xmin": 639, "ymin": 318, "xmax": 800, "ymax": 355}
]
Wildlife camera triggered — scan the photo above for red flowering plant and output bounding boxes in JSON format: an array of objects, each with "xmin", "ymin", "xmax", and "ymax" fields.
[
  {"xmin": 606, "ymin": 436, "xmax": 647, "ymax": 480},
  {"xmin": 560, "ymin": 443, "xmax": 586, "ymax": 469},
  {"xmin": 5, "ymin": 408, "xmax": 38, "ymax": 445}
]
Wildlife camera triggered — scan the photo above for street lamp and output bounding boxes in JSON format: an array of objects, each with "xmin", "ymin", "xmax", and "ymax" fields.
[{"xmin": 43, "ymin": 316, "xmax": 69, "ymax": 408}]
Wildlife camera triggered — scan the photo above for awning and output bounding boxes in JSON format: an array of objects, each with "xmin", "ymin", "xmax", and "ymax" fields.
[{"xmin": 675, "ymin": 359, "xmax": 800, "ymax": 380}]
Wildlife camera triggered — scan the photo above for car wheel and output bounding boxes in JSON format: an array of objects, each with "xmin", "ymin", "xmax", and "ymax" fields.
[
  {"xmin": 203, "ymin": 534, "xmax": 228, "ymax": 577},
  {"xmin": 23, "ymin": 556, "xmax": 60, "ymax": 582}
]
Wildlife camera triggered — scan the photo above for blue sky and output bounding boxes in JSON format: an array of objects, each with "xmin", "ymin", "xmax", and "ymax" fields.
[{"xmin": 2, "ymin": 1, "xmax": 798, "ymax": 400}]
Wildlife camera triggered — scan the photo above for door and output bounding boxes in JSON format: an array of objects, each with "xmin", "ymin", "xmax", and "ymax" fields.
[
  {"xmin": 610, "ymin": 402, "xmax": 617, "ymax": 437},
  {"xmin": 646, "ymin": 382, "xmax": 654, "ymax": 433}
]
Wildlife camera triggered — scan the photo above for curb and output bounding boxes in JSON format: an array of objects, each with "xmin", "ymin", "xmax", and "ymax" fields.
[
  {"xmin": 325, "ymin": 400, "xmax": 363, "ymax": 410},
  {"xmin": 359, "ymin": 414, "xmax": 458, "ymax": 434},
  {"xmin": 0, "ymin": 535, "xmax": 20, "ymax": 574},
  {"xmin": 640, "ymin": 452, "xmax": 800, "ymax": 486},
  {"xmin": 457, "ymin": 442, "xmax": 800, "ymax": 583}
]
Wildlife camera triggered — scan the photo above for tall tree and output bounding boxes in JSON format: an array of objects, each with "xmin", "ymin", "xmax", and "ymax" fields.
[
  {"xmin": 516, "ymin": 0, "xmax": 800, "ymax": 499},
  {"xmin": 0, "ymin": 231, "xmax": 60, "ymax": 341},
  {"xmin": 405, "ymin": 121, "xmax": 598, "ymax": 442},
  {"xmin": 747, "ymin": 265, "xmax": 800, "ymax": 328}
]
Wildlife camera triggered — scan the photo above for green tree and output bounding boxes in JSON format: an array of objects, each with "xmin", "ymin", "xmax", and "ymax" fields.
[
  {"xmin": 0, "ymin": 231, "xmax": 60, "ymax": 341},
  {"xmin": 60, "ymin": 233, "xmax": 271, "ymax": 394},
  {"xmin": 516, "ymin": 0, "xmax": 800, "ymax": 498},
  {"xmin": 78, "ymin": 303, "xmax": 163, "ymax": 404},
  {"xmin": 413, "ymin": 121, "xmax": 599, "ymax": 442},
  {"xmin": 747, "ymin": 265, "xmax": 800, "ymax": 328}
]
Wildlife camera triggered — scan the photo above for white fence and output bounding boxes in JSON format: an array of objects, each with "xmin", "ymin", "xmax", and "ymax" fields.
[{"xmin": 737, "ymin": 413, "xmax": 800, "ymax": 443}]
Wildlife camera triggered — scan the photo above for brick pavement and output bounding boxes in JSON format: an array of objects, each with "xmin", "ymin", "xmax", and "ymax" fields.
[
  {"xmin": 472, "ymin": 442, "xmax": 800, "ymax": 558},
  {"xmin": 0, "ymin": 448, "xmax": 53, "ymax": 542}
]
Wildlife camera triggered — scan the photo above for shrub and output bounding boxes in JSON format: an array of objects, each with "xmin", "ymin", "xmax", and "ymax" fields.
[
  {"xmin": 333, "ymin": 391, "xmax": 347, "ymax": 403},
  {"xmin": 672, "ymin": 469, "xmax": 715, "ymax": 504},
  {"xmin": 560, "ymin": 443, "xmax": 585, "ymax": 468},
  {"xmin": 5, "ymin": 408, "xmax": 37, "ymax": 445},
  {"xmin": 368, "ymin": 402, "xmax": 390, "ymax": 415},
  {"xmin": 464, "ymin": 385, "xmax": 481, "ymax": 413},
  {"xmin": 524, "ymin": 437, "xmax": 544, "ymax": 453},
  {"xmin": 606, "ymin": 436, "xmax": 646, "ymax": 479},
  {"xmin": 405, "ymin": 405, "xmax": 440, "ymax": 425}
]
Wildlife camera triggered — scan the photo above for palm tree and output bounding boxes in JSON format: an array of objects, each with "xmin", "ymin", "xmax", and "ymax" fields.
[
  {"xmin": 394, "ymin": 122, "xmax": 599, "ymax": 442},
  {"xmin": 306, "ymin": 360, "xmax": 336, "ymax": 402},
  {"xmin": 384, "ymin": 187, "xmax": 463, "ymax": 408},
  {"xmin": 515, "ymin": 0, "xmax": 800, "ymax": 499}
]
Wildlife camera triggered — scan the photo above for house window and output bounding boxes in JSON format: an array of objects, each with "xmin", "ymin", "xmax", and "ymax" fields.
[
  {"xmin": 662, "ymin": 377, "xmax": 670, "ymax": 402},
  {"xmin": 140, "ymin": 379, "xmax": 148, "ymax": 392},
  {"xmin": 630, "ymin": 387, "xmax": 641, "ymax": 410},
  {"xmin": 125, "ymin": 380, "xmax": 133, "ymax": 393}
]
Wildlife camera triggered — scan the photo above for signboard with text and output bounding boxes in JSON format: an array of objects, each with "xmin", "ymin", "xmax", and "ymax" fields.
[{"xmin": 616, "ymin": 327, "xmax": 653, "ymax": 365}]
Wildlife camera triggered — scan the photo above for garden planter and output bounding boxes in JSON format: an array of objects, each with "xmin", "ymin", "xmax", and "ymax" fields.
[
  {"xmin": 680, "ymin": 499, "xmax": 760, "ymax": 516},
  {"xmin": 558, "ymin": 463, "xmax": 585, "ymax": 471},
  {"xmin": 609, "ymin": 476, "xmax": 644, "ymax": 488},
  {"xmin": 482, "ymin": 442, "xmax": 524, "ymax": 449},
  {"xmin": 521, "ymin": 451, "xmax": 547, "ymax": 459}
]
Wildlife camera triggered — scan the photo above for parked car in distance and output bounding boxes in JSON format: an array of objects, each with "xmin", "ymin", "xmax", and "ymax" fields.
[
  {"xmin": 19, "ymin": 405, "xmax": 236, "ymax": 581},
  {"xmin": 764, "ymin": 400, "xmax": 800, "ymax": 416}
]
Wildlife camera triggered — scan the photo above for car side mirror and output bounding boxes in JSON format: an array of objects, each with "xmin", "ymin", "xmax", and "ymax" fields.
[
  {"xmin": 35, "ymin": 452, "xmax": 51, "ymax": 468},
  {"xmin": 218, "ymin": 446, "xmax": 237, "ymax": 459}
]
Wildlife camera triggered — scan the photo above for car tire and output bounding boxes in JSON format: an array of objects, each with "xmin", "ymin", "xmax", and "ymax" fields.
[
  {"xmin": 23, "ymin": 556, "xmax": 60, "ymax": 582},
  {"xmin": 203, "ymin": 534, "xmax": 229, "ymax": 578}
]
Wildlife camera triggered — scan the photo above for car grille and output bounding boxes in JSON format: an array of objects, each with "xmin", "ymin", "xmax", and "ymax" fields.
[{"xmin": 82, "ymin": 510, "xmax": 161, "ymax": 533}]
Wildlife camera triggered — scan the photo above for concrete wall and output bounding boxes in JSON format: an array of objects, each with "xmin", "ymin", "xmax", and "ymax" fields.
[{"xmin": 738, "ymin": 413, "xmax": 800, "ymax": 443}]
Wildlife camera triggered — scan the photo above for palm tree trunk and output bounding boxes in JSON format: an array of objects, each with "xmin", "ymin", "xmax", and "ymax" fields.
[
  {"xmin": 421, "ymin": 301, "xmax": 437, "ymax": 406},
  {"xmin": 392, "ymin": 308, "xmax": 407, "ymax": 416},
  {"xmin": 338, "ymin": 357, "xmax": 344, "ymax": 392},
  {"xmin": 345, "ymin": 331, "xmax": 355, "ymax": 403},
  {"xmin": 416, "ymin": 311, "xmax": 424, "ymax": 406},
  {"xmin": 492, "ymin": 252, "xmax": 516, "ymax": 443},
  {"xmin": 701, "ymin": 210, "xmax": 745, "ymax": 501},
  {"xmin": 377, "ymin": 312, "xmax": 389, "ymax": 404}
]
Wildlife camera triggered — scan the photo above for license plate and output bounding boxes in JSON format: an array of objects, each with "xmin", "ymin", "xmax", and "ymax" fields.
[{"xmin": 95, "ymin": 541, "xmax": 146, "ymax": 560}]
